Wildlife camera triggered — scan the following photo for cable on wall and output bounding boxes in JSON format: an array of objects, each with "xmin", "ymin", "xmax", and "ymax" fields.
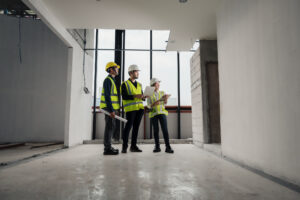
[
  {"xmin": 83, "ymin": 29, "xmax": 90, "ymax": 94},
  {"xmin": 18, "ymin": 17, "xmax": 22, "ymax": 64}
]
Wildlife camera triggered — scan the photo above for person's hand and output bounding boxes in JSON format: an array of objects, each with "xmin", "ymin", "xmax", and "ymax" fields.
[
  {"xmin": 162, "ymin": 94, "xmax": 170, "ymax": 100},
  {"xmin": 134, "ymin": 94, "xmax": 143, "ymax": 99},
  {"xmin": 152, "ymin": 101, "xmax": 160, "ymax": 106},
  {"xmin": 110, "ymin": 112, "xmax": 115, "ymax": 118}
]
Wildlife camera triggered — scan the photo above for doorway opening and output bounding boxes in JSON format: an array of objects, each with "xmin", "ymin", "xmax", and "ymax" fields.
[{"xmin": 205, "ymin": 61, "xmax": 221, "ymax": 144}]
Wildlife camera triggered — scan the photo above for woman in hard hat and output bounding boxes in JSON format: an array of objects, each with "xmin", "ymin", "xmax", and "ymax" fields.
[{"xmin": 148, "ymin": 78, "xmax": 174, "ymax": 153}]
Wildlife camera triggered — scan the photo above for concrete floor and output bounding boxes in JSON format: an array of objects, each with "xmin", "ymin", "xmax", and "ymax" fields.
[
  {"xmin": 0, "ymin": 144, "xmax": 64, "ymax": 165},
  {"xmin": 0, "ymin": 144, "xmax": 299, "ymax": 200}
]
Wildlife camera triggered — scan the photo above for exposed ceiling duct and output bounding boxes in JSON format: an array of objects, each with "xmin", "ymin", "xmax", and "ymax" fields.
[{"xmin": 0, "ymin": 0, "xmax": 38, "ymax": 19}]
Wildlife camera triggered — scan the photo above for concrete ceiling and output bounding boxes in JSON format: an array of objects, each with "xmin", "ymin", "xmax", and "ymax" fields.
[{"xmin": 38, "ymin": 0, "xmax": 219, "ymax": 51}]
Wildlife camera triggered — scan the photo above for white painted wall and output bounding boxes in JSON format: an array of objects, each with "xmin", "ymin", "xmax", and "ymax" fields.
[
  {"xmin": 23, "ymin": 0, "xmax": 95, "ymax": 147},
  {"xmin": 0, "ymin": 16, "xmax": 68, "ymax": 142},
  {"xmin": 217, "ymin": 0, "xmax": 300, "ymax": 185},
  {"xmin": 65, "ymin": 43, "xmax": 94, "ymax": 146}
]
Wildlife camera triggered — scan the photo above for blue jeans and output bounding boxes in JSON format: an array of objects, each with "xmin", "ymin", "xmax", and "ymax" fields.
[{"xmin": 151, "ymin": 114, "xmax": 170, "ymax": 148}]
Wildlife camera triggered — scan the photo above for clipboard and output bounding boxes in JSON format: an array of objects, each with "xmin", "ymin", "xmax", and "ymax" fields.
[
  {"xmin": 144, "ymin": 86, "xmax": 155, "ymax": 97},
  {"xmin": 159, "ymin": 94, "xmax": 171, "ymax": 101}
]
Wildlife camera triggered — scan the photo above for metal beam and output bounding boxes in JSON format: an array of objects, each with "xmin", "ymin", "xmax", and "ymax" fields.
[
  {"xmin": 92, "ymin": 29, "xmax": 99, "ymax": 140},
  {"xmin": 177, "ymin": 52, "xmax": 181, "ymax": 139},
  {"xmin": 121, "ymin": 30, "xmax": 126, "ymax": 135},
  {"xmin": 113, "ymin": 30, "xmax": 123, "ymax": 141},
  {"xmin": 84, "ymin": 48, "xmax": 197, "ymax": 53},
  {"xmin": 150, "ymin": 30, "xmax": 153, "ymax": 139}
]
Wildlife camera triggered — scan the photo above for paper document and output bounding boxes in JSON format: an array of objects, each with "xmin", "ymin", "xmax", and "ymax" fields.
[
  {"xmin": 100, "ymin": 109, "xmax": 128, "ymax": 123},
  {"xmin": 144, "ymin": 86, "xmax": 155, "ymax": 97}
]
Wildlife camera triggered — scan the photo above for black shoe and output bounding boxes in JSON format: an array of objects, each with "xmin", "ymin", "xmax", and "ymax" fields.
[
  {"xmin": 122, "ymin": 148, "xmax": 127, "ymax": 153},
  {"xmin": 103, "ymin": 147, "xmax": 119, "ymax": 155},
  {"xmin": 153, "ymin": 146, "xmax": 161, "ymax": 153},
  {"xmin": 111, "ymin": 147, "xmax": 119, "ymax": 153},
  {"xmin": 130, "ymin": 146, "xmax": 142, "ymax": 152},
  {"xmin": 121, "ymin": 145, "xmax": 127, "ymax": 153},
  {"xmin": 165, "ymin": 147, "xmax": 174, "ymax": 154}
]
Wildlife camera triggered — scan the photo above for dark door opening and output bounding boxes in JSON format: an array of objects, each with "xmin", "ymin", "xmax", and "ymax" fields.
[{"xmin": 206, "ymin": 62, "xmax": 221, "ymax": 143}]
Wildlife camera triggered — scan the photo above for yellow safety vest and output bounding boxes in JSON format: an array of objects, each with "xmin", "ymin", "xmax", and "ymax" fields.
[
  {"xmin": 121, "ymin": 80, "xmax": 144, "ymax": 113},
  {"xmin": 149, "ymin": 91, "xmax": 168, "ymax": 118},
  {"xmin": 100, "ymin": 76, "xmax": 120, "ymax": 110}
]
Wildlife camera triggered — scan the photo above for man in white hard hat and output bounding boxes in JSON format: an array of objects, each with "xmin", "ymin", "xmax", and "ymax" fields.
[
  {"xmin": 120, "ymin": 64, "xmax": 146, "ymax": 153},
  {"xmin": 148, "ymin": 78, "xmax": 174, "ymax": 153}
]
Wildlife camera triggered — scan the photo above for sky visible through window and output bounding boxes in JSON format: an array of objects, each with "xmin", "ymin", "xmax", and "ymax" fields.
[{"xmin": 94, "ymin": 29, "xmax": 198, "ymax": 106}]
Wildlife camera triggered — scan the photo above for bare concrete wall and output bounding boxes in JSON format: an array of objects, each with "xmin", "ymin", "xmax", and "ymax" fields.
[
  {"xmin": 0, "ymin": 16, "xmax": 68, "ymax": 142},
  {"xmin": 217, "ymin": 0, "xmax": 300, "ymax": 185},
  {"xmin": 191, "ymin": 48, "xmax": 204, "ymax": 146}
]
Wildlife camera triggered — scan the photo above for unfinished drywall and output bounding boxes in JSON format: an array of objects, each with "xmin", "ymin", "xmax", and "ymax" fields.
[
  {"xmin": 0, "ymin": 15, "xmax": 68, "ymax": 142},
  {"xmin": 217, "ymin": 0, "xmax": 300, "ymax": 185}
]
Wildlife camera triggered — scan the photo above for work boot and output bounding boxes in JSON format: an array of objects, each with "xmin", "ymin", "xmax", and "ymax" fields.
[
  {"xmin": 122, "ymin": 145, "xmax": 127, "ymax": 154},
  {"xmin": 111, "ymin": 147, "xmax": 119, "ymax": 153},
  {"xmin": 130, "ymin": 145, "xmax": 142, "ymax": 152},
  {"xmin": 165, "ymin": 146, "xmax": 174, "ymax": 154},
  {"xmin": 103, "ymin": 147, "xmax": 119, "ymax": 155},
  {"xmin": 153, "ymin": 145, "xmax": 161, "ymax": 153}
]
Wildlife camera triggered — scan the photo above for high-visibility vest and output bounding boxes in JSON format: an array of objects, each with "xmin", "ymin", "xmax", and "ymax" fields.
[
  {"xmin": 100, "ymin": 76, "xmax": 120, "ymax": 110},
  {"xmin": 149, "ymin": 91, "xmax": 168, "ymax": 118},
  {"xmin": 121, "ymin": 80, "xmax": 144, "ymax": 113}
]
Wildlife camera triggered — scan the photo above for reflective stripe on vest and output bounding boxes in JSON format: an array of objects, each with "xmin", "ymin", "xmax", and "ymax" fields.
[
  {"xmin": 149, "ymin": 91, "xmax": 168, "ymax": 118},
  {"xmin": 121, "ymin": 80, "xmax": 144, "ymax": 112},
  {"xmin": 100, "ymin": 76, "xmax": 120, "ymax": 110}
]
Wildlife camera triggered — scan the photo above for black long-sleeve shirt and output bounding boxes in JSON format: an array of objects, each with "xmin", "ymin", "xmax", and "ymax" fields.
[
  {"xmin": 121, "ymin": 79, "xmax": 144, "ymax": 100},
  {"xmin": 103, "ymin": 75, "xmax": 116, "ymax": 113}
]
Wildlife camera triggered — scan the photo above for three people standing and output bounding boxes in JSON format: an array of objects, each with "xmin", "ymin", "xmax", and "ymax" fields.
[{"xmin": 100, "ymin": 62, "xmax": 174, "ymax": 155}]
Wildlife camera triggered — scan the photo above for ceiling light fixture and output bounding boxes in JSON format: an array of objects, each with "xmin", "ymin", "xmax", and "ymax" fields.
[{"xmin": 179, "ymin": 0, "xmax": 188, "ymax": 3}]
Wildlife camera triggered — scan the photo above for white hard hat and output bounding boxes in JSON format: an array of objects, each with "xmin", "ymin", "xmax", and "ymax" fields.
[
  {"xmin": 150, "ymin": 78, "xmax": 161, "ymax": 86},
  {"xmin": 128, "ymin": 64, "xmax": 140, "ymax": 72}
]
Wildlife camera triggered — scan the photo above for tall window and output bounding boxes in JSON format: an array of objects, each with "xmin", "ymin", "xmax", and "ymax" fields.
[
  {"xmin": 125, "ymin": 30, "xmax": 150, "ymax": 49},
  {"xmin": 124, "ymin": 51, "xmax": 150, "ymax": 105},
  {"xmin": 124, "ymin": 30, "xmax": 151, "ymax": 105},
  {"xmin": 92, "ymin": 29, "xmax": 195, "ymax": 107},
  {"xmin": 153, "ymin": 30, "xmax": 169, "ymax": 50},
  {"xmin": 152, "ymin": 51, "xmax": 178, "ymax": 105},
  {"xmin": 180, "ymin": 52, "xmax": 194, "ymax": 106},
  {"xmin": 96, "ymin": 51, "xmax": 115, "ymax": 105}
]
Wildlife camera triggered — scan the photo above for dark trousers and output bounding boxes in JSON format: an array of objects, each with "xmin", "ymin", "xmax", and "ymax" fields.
[
  {"xmin": 151, "ymin": 114, "xmax": 170, "ymax": 148},
  {"xmin": 104, "ymin": 111, "xmax": 117, "ymax": 150},
  {"xmin": 122, "ymin": 109, "xmax": 144, "ymax": 148}
]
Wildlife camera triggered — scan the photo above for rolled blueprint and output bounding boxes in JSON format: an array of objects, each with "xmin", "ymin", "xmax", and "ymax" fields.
[{"xmin": 99, "ymin": 109, "xmax": 128, "ymax": 123}]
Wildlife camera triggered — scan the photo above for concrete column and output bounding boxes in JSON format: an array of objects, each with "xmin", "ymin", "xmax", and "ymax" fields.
[{"xmin": 191, "ymin": 40, "xmax": 218, "ymax": 146}]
